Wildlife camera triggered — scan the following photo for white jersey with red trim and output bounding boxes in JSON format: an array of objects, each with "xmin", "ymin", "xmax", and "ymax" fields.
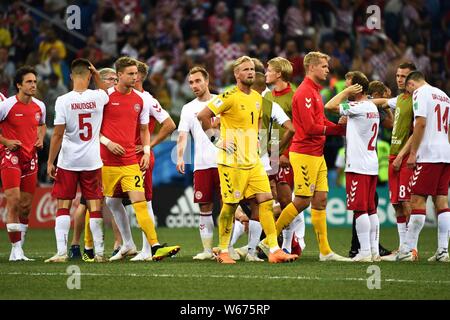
[
  {"xmin": 339, "ymin": 100, "xmax": 379, "ymax": 175},
  {"xmin": 54, "ymin": 89, "xmax": 109, "ymax": 171},
  {"xmin": 412, "ymin": 84, "xmax": 450, "ymax": 163}
]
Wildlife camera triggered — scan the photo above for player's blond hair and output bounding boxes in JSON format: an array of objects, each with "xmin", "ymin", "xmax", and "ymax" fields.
[
  {"xmin": 135, "ymin": 60, "xmax": 149, "ymax": 76},
  {"xmin": 233, "ymin": 56, "xmax": 254, "ymax": 72},
  {"xmin": 114, "ymin": 56, "xmax": 137, "ymax": 73},
  {"xmin": 303, "ymin": 51, "xmax": 330, "ymax": 71},
  {"xmin": 189, "ymin": 66, "xmax": 209, "ymax": 80},
  {"xmin": 99, "ymin": 68, "xmax": 116, "ymax": 80},
  {"xmin": 251, "ymin": 58, "xmax": 265, "ymax": 74},
  {"xmin": 267, "ymin": 57, "xmax": 293, "ymax": 81}
]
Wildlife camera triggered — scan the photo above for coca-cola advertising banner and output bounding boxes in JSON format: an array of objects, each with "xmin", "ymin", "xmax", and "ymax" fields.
[{"xmin": 0, "ymin": 187, "xmax": 81, "ymax": 228}]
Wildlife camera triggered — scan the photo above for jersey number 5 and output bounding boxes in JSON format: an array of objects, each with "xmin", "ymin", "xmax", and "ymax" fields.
[
  {"xmin": 79, "ymin": 113, "xmax": 93, "ymax": 141},
  {"xmin": 368, "ymin": 123, "xmax": 378, "ymax": 151}
]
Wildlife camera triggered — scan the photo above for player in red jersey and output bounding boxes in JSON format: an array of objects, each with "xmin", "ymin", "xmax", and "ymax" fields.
[
  {"xmin": 0, "ymin": 66, "xmax": 46, "ymax": 261},
  {"xmin": 265, "ymin": 52, "xmax": 350, "ymax": 262}
]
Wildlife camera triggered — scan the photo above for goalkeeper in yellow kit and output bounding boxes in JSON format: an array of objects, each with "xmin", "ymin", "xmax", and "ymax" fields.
[{"xmin": 197, "ymin": 56, "xmax": 298, "ymax": 264}]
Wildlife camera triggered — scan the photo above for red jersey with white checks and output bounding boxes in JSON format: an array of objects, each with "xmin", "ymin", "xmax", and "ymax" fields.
[
  {"xmin": 290, "ymin": 77, "xmax": 345, "ymax": 156},
  {"xmin": 100, "ymin": 87, "xmax": 150, "ymax": 166},
  {"xmin": 0, "ymin": 95, "xmax": 46, "ymax": 161},
  {"xmin": 412, "ymin": 84, "xmax": 450, "ymax": 163}
]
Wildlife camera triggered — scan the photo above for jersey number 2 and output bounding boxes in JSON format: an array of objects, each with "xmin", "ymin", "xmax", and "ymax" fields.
[
  {"xmin": 79, "ymin": 113, "xmax": 93, "ymax": 141},
  {"xmin": 368, "ymin": 123, "xmax": 378, "ymax": 151}
]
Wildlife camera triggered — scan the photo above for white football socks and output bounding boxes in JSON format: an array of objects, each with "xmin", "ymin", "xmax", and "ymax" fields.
[
  {"xmin": 199, "ymin": 211, "xmax": 214, "ymax": 253},
  {"xmin": 55, "ymin": 215, "xmax": 71, "ymax": 256},
  {"xmin": 355, "ymin": 214, "xmax": 371, "ymax": 256},
  {"xmin": 369, "ymin": 214, "xmax": 380, "ymax": 256},
  {"xmin": 229, "ymin": 220, "xmax": 245, "ymax": 248},
  {"xmin": 89, "ymin": 217, "xmax": 104, "ymax": 256},
  {"xmin": 248, "ymin": 219, "xmax": 262, "ymax": 255},
  {"xmin": 105, "ymin": 197, "xmax": 135, "ymax": 249},
  {"xmin": 403, "ymin": 214, "xmax": 425, "ymax": 253},
  {"xmin": 437, "ymin": 211, "xmax": 450, "ymax": 252}
]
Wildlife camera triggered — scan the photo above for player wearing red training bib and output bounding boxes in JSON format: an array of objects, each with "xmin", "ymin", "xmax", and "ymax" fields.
[
  {"xmin": 0, "ymin": 66, "xmax": 46, "ymax": 261},
  {"xmin": 45, "ymin": 59, "xmax": 109, "ymax": 263},
  {"xmin": 397, "ymin": 71, "xmax": 450, "ymax": 262}
]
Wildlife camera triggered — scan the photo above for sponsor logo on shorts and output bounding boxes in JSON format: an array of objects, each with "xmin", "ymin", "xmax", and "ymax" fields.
[
  {"xmin": 234, "ymin": 190, "xmax": 241, "ymax": 199},
  {"xmin": 195, "ymin": 191, "xmax": 203, "ymax": 200},
  {"xmin": 11, "ymin": 156, "xmax": 18, "ymax": 165},
  {"xmin": 134, "ymin": 104, "xmax": 141, "ymax": 112}
]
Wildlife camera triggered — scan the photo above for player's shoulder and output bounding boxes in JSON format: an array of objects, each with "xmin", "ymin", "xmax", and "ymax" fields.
[
  {"xmin": 31, "ymin": 96, "xmax": 46, "ymax": 109},
  {"xmin": 219, "ymin": 86, "xmax": 238, "ymax": 100}
]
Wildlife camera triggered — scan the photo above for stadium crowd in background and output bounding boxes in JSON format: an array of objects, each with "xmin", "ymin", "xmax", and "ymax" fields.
[{"xmin": 0, "ymin": 0, "xmax": 449, "ymax": 183}]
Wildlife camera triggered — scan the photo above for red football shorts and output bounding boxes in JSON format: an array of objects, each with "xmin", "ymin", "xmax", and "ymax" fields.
[
  {"xmin": 410, "ymin": 163, "xmax": 450, "ymax": 197},
  {"xmin": 0, "ymin": 149, "xmax": 38, "ymax": 193},
  {"xmin": 52, "ymin": 167, "xmax": 103, "ymax": 200},
  {"xmin": 193, "ymin": 167, "xmax": 220, "ymax": 203},
  {"xmin": 346, "ymin": 172, "xmax": 377, "ymax": 213},
  {"xmin": 388, "ymin": 155, "xmax": 413, "ymax": 204}
]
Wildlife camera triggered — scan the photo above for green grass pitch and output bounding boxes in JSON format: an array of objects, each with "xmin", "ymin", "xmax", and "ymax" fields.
[{"xmin": 0, "ymin": 226, "xmax": 448, "ymax": 300}]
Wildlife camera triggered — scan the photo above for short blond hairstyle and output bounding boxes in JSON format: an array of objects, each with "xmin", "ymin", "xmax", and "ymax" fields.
[
  {"xmin": 135, "ymin": 60, "xmax": 149, "ymax": 76},
  {"xmin": 303, "ymin": 51, "xmax": 330, "ymax": 70},
  {"xmin": 233, "ymin": 55, "xmax": 253, "ymax": 72},
  {"xmin": 99, "ymin": 68, "xmax": 116, "ymax": 80},
  {"xmin": 251, "ymin": 58, "xmax": 265, "ymax": 73},
  {"xmin": 267, "ymin": 57, "xmax": 293, "ymax": 81}
]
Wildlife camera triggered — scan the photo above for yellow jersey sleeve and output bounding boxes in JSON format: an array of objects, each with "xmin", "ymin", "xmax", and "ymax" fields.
[{"xmin": 207, "ymin": 88, "xmax": 236, "ymax": 115}]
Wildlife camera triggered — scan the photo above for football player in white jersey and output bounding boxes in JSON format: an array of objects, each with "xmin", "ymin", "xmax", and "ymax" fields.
[
  {"xmin": 0, "ymin": 91, "xmax": 6, "ymax": 101},
  {"xmin": 45, "ymin": 59, "xmax": 109, "ymax": 262},
  {"xmin": 177, "ymin": 66, "xmax": 221, "ymax": 260},
  {"xmin": 397, "ymin": 71, "xmax": 450, "ymax": 262},
  {"xmin": 325, "ymin": 71, "xmax": 381, "ymax": 262}
]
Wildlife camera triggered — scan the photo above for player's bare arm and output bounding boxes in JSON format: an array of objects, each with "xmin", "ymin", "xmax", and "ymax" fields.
[
  {"xmin": 278, "ymin": 120, "xmax": 295, "ymax": 159},
  {"xmin": 89, "ymin": 62, "xmax": 109, "ymax": 92},
  {"xmin": 35, "ymin": 124, "xmax": 46, "ymax": 149},
  {"xmin": 325, "ymin": 84, "xmax": 363, "ymax": 113},
  {"xmin": 176, "ymin": 131, "xmax": 188, "ymax": 174},
  {"xmin": 139, "ymin": 123, "xmax": 151, "ymax": 170},
  {"xmin": 0, "ymin": 133, "xmax": 22, "ymax": 151},
  {"xmin": 47, "ymin": 124, "xmax": 65, "ymax": 179},
  {"xmin": 407, "ymin": 116, "xmax": 426, "ymax": 169},
  {"xmin": 100, "ymin": 134, "xmax": 125, "ymax": 156},
  {"xmin": 150, "ymin": 117, "xmax": 176, "ymax": 149},
  {"xmin": 392, "ymin": 135, "xmax": 413, "ymax": 171}
]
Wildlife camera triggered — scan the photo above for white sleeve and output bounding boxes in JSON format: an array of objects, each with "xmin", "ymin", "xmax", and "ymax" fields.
[
  {"xmin": 0, "ymin": 100, "xmax": 8, "ymax": 121},
  {"xmin": 339, "ymin": 102, "xmax": 364, "ymax": 117},
  {"xmin": 149, "ymin": 97, "xmax": 170, "ymax": 124},
  {"xmin": 98, "ymin": 89, "xmax": 109, "ymax": 106},
  {"xmin": 139, "ymin": 94, "xmax": 150, "ymax": 125},
  {"xmin": 412, "ymin": 88, "xmax": 427, "ymax": 118},
  {"xmin": 387, "ymin": 97, "xmax": 397, "ymax": 110},
  {"xmin": 271, "ymin": 101, "xmax": 290, "ymax": 125},
  {"xmin": 178, "ymin": 106, "xmax": 190, "ymax": 133},
  {"xmin": 54, "ymin": 96, "xmax": 66, "ymax": 125},
  {"xmin": 335, "ymin": 152, "xmax": 345, "ymax": 168}
]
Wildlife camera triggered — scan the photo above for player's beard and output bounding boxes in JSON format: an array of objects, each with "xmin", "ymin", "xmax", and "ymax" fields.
[{"xmin": 242, "ymin": 78, "xmax": 254, "ymax": 86}]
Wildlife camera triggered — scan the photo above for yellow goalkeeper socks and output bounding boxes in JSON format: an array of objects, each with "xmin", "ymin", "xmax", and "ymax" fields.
[
  {"xmin": 218, "ymin": 203, "xmax": 237, "ymax": 251},
  {"xmin": 132, "ymin": 201, "xmax": 159, "ymax": 246},
  {"xmin": 275, "ymin": 203, "xmax": 299, "ymax": 236},
  {"xmin": 259, "ymin": 200, "xmax": 279, "ymax": 249},
  {"xmin": 84, "ymin": 210, "xmax": 93, "ymax": 249},
  {"xmin": 311, "ymin": 208, "xmax": 332, "ymax": 255}
]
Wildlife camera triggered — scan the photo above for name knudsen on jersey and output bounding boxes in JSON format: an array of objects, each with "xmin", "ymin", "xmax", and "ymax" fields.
[{"xmin": 71, "ymin": 101, "xmax": 97, "ymax": 110}]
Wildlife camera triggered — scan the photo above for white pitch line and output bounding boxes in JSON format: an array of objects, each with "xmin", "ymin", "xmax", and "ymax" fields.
[{"xmin": 1, "ymin": 271, "xmax": 449, "ymax": 285}]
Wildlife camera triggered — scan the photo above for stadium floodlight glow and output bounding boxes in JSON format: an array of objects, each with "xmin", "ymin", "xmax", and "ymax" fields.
[
  {"xmin": 262, "ymin": 23, "xmax": 269, "ymax": 30},
  {"xmin": 123, "ymin": 14, "xmax": 131, "ymax": 25}
]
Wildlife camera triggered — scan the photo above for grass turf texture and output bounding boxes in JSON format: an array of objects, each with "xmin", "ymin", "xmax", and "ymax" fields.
[{"xmin": 0, "ymin": 227, "xmax": 448, "ymax": 300}]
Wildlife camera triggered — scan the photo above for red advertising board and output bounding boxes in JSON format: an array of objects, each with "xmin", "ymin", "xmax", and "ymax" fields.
[{"xmin": 0, "ymin": 187, "xmax": 81, "ymax": 229}]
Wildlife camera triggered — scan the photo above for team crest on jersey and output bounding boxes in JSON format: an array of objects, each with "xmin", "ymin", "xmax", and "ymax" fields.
[
  {"xmin": 35, "ymin": 113, "xmax": 41, "ymax": 122},
  {"xmin": 234, "ymin": 190, "xmax": 241, "ymax": 199},
  {"xmin": 213, "ymin": 99, "xmax": 223, "ymax": 108},
  {"xmin": 134, "ymin": 104, "xmax": 141, "ymax": 112},
  {"xmin": 256, "ymin": 102, "xmax": 260, "ymax": 110},
  {"xmin": 195, "ymin": 191, "xmax": 203, "ymax": 200},
  {"xmin": 11, "ymin": 156, "xmax": 18, "ymax": 165}
]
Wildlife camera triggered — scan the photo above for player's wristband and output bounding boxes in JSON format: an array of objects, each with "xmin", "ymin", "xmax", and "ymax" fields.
[
  {"xmin": 143, "ymin": 145, "xmax": 151, "ymax": 155},
  {"xmin": 100, "ymin": 136, "xmax": 111, "ymax": 146}
]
